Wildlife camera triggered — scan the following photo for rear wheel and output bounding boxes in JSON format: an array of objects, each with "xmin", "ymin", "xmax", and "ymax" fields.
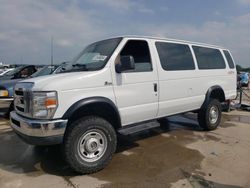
[
  {"xmin": 64, "ymin": 116, "xmax": 117, "ymax": 174},
  {"xmin": 198, "ymin": 99, "xmax": 221, "ymax": 131}
]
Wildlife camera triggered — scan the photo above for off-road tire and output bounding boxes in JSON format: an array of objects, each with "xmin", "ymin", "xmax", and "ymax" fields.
[
  {"xmin": 64, "ymin": 116, "xmax": 117, "ymax": 174},
  {"xmin": 198, "ymin": 99, "xmax": 222, "ymax": 131}
]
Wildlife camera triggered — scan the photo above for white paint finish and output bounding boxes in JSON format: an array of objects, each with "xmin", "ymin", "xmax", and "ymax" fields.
[
  {"xmin": 55, "ymin": 86, "xmax": 115, "ymax": 119},
  {"xmin": 19, "ymin": 36, "xmax": 237, "ymax": 126},
  {"xmin": 151, "ymin": 38, "xmax": 236, "ymax": 117},
  {"xmin": 152, "ymin": 41, "xmax": 203, "ymax": 117},
  {"xmin": 28, "ymin": 68, "xmax": 112, "ymax": 91},
  {"xmin": 156, "ymin": 69, "xmax": 236, "ymax": 117},
  {"xmin": 26, "ymin": 67, "xmax": 116, "ymax": 119}
]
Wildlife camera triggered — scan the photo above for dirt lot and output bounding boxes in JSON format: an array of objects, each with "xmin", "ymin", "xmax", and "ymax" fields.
[{"xmin": 0, "ymin": 109, "xmax": 250, "ymax": 188}]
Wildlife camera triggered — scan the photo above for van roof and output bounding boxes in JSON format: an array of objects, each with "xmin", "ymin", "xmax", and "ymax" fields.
[{"xmin": 110, "ymin": 35, "xmax": 225, "ymax": 49}]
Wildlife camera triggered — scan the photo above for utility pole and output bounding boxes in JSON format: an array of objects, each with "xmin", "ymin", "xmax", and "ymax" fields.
[{"xmin": 51, "ymin": 36, "xmax": 54, "ymax": 66}]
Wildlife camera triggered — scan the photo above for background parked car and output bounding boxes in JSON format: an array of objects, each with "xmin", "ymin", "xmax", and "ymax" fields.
[
  {"xmin": 30, "ymin": 65, "xmax": 59, "ymax": 77},
  {"xmin": 0, "ymin": 68, "xmax": 14, "ymax": 76},
  {"xmin": 0, "ymin": 65, "xmax": 37, "ymax": 80},
  {"xmin": 0, "ymin": 65, "xmax": 38, "ymax": 116},
  {"xmin": 0, "ymin": 64, "xmax": 66, "ymax": 116}
]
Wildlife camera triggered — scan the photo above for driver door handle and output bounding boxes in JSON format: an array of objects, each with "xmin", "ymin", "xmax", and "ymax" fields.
[{"xmin": 154, "ymin": 83, "xmax": 157, "ymax": 92}]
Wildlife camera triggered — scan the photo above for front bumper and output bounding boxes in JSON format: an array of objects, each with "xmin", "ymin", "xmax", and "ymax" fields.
[
  {"xmin": 0, "ymin": 98, "xmax": 13, "ymax": 113},
  {"xmin": 10, "ymin": 111, "xmax": 68, "ymax": 145}
]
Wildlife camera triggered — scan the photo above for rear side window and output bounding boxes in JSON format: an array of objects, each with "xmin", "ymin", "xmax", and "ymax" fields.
[
  {"xmin": 120, "ymin": 40, "xmax": 152, "ymax": 72},
  {"xmin": 193, "ymin": 46, "xmax": 226, "ymax": 69},
  {"xmin": 155, "ymin": 42, "xmax": 195, "ymax": 71},
  {"xmin": 223, "ymin": 50, "xmax": 235, "ymax": 69}
]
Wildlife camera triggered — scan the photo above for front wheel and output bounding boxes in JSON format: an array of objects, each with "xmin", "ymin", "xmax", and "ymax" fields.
[
  {"xmin": 64, "ymin": 116, "xmax": 117, "ymax": 174},
  {"xmin": 198, "ymin": 99, "xmax": 222, "ymax": 131}
]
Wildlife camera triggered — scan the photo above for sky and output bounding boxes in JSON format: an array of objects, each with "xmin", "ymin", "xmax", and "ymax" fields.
[{"xmin": 0, "ymin": 0, "xmax": 250, "ymax": 67}]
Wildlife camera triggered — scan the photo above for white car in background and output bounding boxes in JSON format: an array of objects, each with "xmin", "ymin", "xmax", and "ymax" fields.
[{"xmin": 0, "ymin": 68, "xmax": 14, "ymax": 76}]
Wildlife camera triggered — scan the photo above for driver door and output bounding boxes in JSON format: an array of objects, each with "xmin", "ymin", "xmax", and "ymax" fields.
[{"xmin": 111, "ymin": 39, "xmax": 159, "ymax": 126}]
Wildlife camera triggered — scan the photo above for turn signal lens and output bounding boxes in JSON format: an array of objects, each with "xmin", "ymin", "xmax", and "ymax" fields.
[{"xmin": 45, "ymin": 98, "xmax": 57, "ymax": 108}]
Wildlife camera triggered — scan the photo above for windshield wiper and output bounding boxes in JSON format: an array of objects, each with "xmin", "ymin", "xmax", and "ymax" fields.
[
  {"xmin": 72, "ymin": 63, "xmax": 86, "ymax": 68},
  {"xmin": 59, "ymin": 64, "xmax": 89, "ymax": 73},
  {"xmin": 72, "ymin": 63, "xmax": 89, "ymax": 71}
]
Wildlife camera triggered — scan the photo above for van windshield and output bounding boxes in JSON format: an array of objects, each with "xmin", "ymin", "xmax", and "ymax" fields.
[{"xmin": 63, "ymin": 37, "xmax": 122, "ymax": 72}]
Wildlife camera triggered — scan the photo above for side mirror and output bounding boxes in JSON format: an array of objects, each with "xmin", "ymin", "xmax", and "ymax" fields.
[{"xmin": 115, "ymin": 55, "xmax": 135, "ymax": 73}]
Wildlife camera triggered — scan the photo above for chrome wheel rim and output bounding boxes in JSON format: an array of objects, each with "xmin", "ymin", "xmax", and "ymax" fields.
[
  {"xmin": 77, "ymin": 129, "xmax": 107, "ymax": 162},
  {"xmin": 209, "ymin": 106, "xmax": 219, "ymax": 124}
]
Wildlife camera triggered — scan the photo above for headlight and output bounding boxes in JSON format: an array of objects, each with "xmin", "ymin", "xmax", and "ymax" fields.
[
  {"xmin": 0, "ymin": 90, "xmax": 9, "ymax": 97},
  {"xmin": 32, "ymin": 91, "xmax": 58, "ymax": 119}
]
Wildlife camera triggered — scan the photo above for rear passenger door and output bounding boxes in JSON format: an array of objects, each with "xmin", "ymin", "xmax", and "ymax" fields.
[
  {"xmin": 155, "ymin": 41, "xmax": 200, "ymax": 117},
  {"xmin": 112, "ymin": 39, "xmax": 159, "ymax": 126}
]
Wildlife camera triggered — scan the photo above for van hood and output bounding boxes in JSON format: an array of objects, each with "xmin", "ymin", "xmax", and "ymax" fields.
[{"xmin": 20, "ymin": 67, "xmax": 111, "ymax": 91}]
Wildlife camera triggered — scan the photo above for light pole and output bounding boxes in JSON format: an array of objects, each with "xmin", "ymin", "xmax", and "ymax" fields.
[{"xmin": 51, "ymin": 36, "xmax": 54, "ymax": 66}]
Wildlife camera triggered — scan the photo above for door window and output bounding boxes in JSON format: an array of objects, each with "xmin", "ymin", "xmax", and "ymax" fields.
[
  {"xmin": 118, "ymin": 40, "xmax": 152, "ymax": 72},
  {"xmin": 156, "ymin": 42, "xmax": 195, "ymax": 71},
  {"xmin": 193, "ymin": 46, "xmax": 226, "ymax": 69},
  {"xmin": 223, "ymin": 50, "xmax": 235, "ymax": 69}
]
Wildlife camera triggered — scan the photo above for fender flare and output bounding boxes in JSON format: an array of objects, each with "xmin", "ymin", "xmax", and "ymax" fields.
[
  {"xmin": 205, "ymin": 85, "xmax": 225, "ymax": 103},
  {"xmin": 62, "ymin": 97, "xmax": 121, "ymax": 127}
]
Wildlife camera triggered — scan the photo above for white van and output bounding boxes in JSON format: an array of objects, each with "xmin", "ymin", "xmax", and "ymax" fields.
[{"xmin": 10, "ymin": 36, "xmax": 236, "ymax": 174}]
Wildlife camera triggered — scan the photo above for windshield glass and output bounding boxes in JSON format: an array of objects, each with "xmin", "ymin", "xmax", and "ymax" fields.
[
  {"xmin": 31, "ymin": 65, "xmax": 59, "ymax": 77},
  {"xmin": 64, "ymin": 37, "xmax": 122, "ymax": 72},
  {"xmin": 4, "ymin": 66, "xmax": 25, "ymax": 76}
]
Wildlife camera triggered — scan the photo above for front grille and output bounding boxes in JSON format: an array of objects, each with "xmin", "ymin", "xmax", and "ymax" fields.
[
  {"xmin": 15, "ymin": 88, "xmax": 25, "ymax": 113},
  {"xmin": 16, "ymin": 106, "xmax": 24, "ymax": 112},
  {"xmin": 14, "ymin": 82, "xmax": 33, "ymax": 118},
  {"xmin": 15, "ymin": 90, "xmax": 24, "ymax": 96}
]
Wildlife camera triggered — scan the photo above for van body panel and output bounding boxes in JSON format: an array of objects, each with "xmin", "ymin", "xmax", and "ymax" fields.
[
  {"xmin": 14, "ymin": 36, "xmax": 237, "ymax": 125},
  {"xmin": 10, "ymin": 36, "xmax": 238, "ymax": 173},
  {"xmin": 27, "ymin": 67, "xmax": 116, "ymax": 119}
]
